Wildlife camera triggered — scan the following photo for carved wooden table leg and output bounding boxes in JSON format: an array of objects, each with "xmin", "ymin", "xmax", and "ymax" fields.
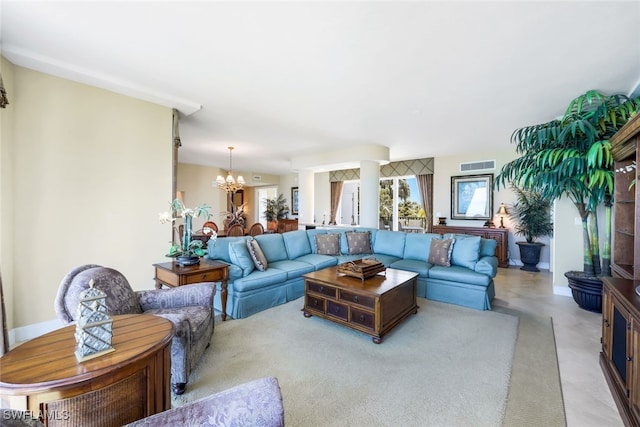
[{"xmin": 221, "ymin": 279, "xmax": 228, "ymax": 321}]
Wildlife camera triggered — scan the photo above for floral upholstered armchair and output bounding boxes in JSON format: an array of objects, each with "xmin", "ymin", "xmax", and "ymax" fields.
[{"xmin": 54, "ymin": 264, "xmax": 215, "ymax": 395}]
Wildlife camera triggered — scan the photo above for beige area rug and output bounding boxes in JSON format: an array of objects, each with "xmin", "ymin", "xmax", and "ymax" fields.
[
  {"xmin": 499, "ymin": 307, "xmax": 567, "ymax": 427},
  {"xmin": 174, "ymin": 297, "xmax": 521, "ymax": 426}
]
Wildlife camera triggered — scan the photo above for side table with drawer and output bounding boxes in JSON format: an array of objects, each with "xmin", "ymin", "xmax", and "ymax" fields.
[{"xmin": 153, "ymin": 259, "xmax": 230, "ymax": 320}]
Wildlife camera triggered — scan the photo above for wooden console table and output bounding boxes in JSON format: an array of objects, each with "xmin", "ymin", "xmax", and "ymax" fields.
[
  {"xmin": 0, "ymin": 314, "xmax": 173, "ymax": 427},
  {"xmin": 432, "ymin": 225, "xmax": 509, "ymax": 268},
  {"xmin": 153, "ymin": 258, "xmax": 230, "ymax": 320}
]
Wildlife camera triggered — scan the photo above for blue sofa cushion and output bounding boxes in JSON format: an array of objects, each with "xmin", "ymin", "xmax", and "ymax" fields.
[
  {"xmin": 390, "ymin": 259, "xmax": 431, "ymax": 278},
  {"xmin": 228, "ymin": 240, "xmax": 255, "ymax": 277},
  {"xmin": 254, "ymin": 233, "xmax": 288, "ymax": 263},
  {"xmin": 282, "ymin": 230, "xmax": 312, "ymax": 259},
  {"xmin": 315, "ymin": 233, "xmax": 340, "ymax": 255},
  {"xmin": 428, "ymin": 265, "xmax": 491, "ymax": 287},
  {"xmin": 480, "ymin": 238, "xmax": 498, "ymax": 257},
  {"xmin": 207, "ymin": 236, "xmax": 247, "ymax": 264},
  {"xmin": 294, "ymin": 254, "xmax": 338, "ymax": 270},
  {"xmin": 450, "ymin": 235, "xmax": 481, "ymax": 269},
  {"xmin": 371, "ymin": 254, "xmax": 402, "ymax": 267},
  {"xmin": 268, "ymin": 260, "xmax": 315, "ymax": 280},
  {"xmin": 428, "ymin": 238, "xmax": 455, "ymax": 266},
  {"xmin": 372, "ymin": 230, "xmax": 406, "ymax": 258},
  {"xmin": 234, "ymin": 269, "xmax": 289, "ymax": 292},
  {"xmin": 403, "ymin": 233, "xmax": 442, "ymax": 261},
  {"xmin": 346, "ymin": 231, "xmax": 373, "ymax": 255},
  {"xmin": 247, "ymin": 238, "xmax": 268, "ymax": 271}
]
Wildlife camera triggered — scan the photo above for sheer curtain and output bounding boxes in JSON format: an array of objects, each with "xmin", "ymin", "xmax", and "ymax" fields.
[
  {"xmin": 416, "ymin": 174, "xmax": 433, "ymax": 233},
  {"xmin": 329, "ymin": 181, "xmax": 344, "ymax": 225}
]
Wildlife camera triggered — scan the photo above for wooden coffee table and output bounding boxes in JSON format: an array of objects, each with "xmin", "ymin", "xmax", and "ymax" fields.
[
  {"xmin": 0, "ymin": 314, "xmax": 173, "ymax": 426},
  {"xmin": 302, "ymin": 266, "xmax": 418, "ymax": 343}
]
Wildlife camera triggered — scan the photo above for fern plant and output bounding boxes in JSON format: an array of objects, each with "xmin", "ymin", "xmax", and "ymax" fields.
[{"xmin": 508, "ymin": 186, "xmax": 553, "ymax": 243}]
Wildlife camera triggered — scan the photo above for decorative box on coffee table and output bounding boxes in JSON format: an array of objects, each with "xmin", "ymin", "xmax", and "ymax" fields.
[{"xmin": 302, "ymin": 265, "xmax": 418, "ymax": 343}]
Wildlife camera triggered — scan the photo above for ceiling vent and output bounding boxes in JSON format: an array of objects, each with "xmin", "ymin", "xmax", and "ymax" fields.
[
  {"xmin": 459, "ymin": 160, "xmax": 496, "ymax": 173},
  {"xmin": 252, "ymin": 174, "xmax": 262, "ymax": 182}
]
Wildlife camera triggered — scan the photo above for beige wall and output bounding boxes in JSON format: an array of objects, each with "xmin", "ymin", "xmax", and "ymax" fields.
[
  {"xmin": 1, "ymin": 59, "xmax": 172, "ymax": 329},
  {"xmin": 1, "ymin": 57, "xmax": 16, "ymax": 330}
]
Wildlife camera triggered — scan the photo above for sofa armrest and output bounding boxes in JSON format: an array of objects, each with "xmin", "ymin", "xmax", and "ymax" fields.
[
  {"xmin": 123, "ymin": 377, "xmax": 284, "ymax": 427},
  {"xmin": 137, "ymin": 283, "xmax": 215, "ymax": 311},
  {"xmin": 474, "ymin": 256, "xmax": 498, "ymax": 278}
]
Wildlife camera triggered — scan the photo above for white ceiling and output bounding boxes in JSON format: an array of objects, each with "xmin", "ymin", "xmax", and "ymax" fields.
[{"xmin": 2, "ymin": 1, "xmax": 639, "ymax": 176}]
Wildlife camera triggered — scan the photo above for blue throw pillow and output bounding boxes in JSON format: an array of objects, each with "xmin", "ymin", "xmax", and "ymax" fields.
[
  {"xmin": 228, "ymin": 240, "xmax": 255, "ymax": 277},
  {"xmin": 450, "ymin": 235, "xmax": 482, "ymax": 269}
]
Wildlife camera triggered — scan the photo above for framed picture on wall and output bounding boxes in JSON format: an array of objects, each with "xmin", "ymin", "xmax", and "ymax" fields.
[
  {"xmin": 451, "ymin": 174, "xmax": 493, "ymax": 220},
  {"xmin": 291, "ymin": 187, "xmax": 299, "ymax": 215}
]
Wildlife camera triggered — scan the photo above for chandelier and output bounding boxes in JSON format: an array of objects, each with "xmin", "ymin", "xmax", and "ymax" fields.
[{"xmin": 216, "ymin": 146, "xmax": 245, "ymax": 193}]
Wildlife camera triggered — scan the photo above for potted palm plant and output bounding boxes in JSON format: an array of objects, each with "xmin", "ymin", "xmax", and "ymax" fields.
[
  {"xmin": 263, "ymin": 193, "xmax": 290, "ymax": 231},
  {"xmin": 496, "ymin": 90, "xmax": 640, "ymax": 311},
  {"xmin": 508, "ymin": 186, "xmax": 553, "ymax": 272}
]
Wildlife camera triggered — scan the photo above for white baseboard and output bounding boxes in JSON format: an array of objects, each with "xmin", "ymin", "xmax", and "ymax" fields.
[
  {"xmin": 553, "ymin": 286, "xmax": 573, "ymax": 297},
  {"xmin": 9, "ymin": 318, "xmax": 64, "ymax": 347},
  {"xmin": 508, "ymin": 259, "xmax": 551, "ymax": 270}
]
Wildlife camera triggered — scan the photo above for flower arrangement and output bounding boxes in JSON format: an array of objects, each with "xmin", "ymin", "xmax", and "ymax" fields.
[
  {"xmin": 224, "ymin": 202, "xmax": 247, "ymax": 229},
  {"xmin": 159, "ymin": 199, "xmax": 212, "ymax": 263}
]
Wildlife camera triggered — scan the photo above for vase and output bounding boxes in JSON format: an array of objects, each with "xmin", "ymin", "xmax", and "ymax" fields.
[{"xmin": 175, "ymin": 216, "xmax": 200, "ymax": 266}]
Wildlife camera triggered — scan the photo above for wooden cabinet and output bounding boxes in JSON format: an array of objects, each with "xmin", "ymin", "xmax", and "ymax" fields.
[
  {"xmin": 602, "ymin": 114, "xmax": 640, "ymax": 426},
  {"xmin": 432, "ymin": 225, "xmax": 509, "ymax": 268},
  {"xmin": 601, "ymin": 278, "xmax": 640, "ymax": 427},
  {"xmin": 610, "ymin": 113, "xmax": 640, "ymax": 280},
  {"xmin": 277, "ymin": 218, "xmax": 298, "ymax": 233}
]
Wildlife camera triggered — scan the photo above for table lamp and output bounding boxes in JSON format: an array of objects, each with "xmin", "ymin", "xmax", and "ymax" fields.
[{"xmin": 497, "ymin": 203, "xmax": 508, "ymax": 228}]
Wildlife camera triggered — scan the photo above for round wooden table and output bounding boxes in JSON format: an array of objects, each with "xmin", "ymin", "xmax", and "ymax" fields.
[{"xmin": 0, "ymin": 314, "xmax": 174, "ymax": 427}]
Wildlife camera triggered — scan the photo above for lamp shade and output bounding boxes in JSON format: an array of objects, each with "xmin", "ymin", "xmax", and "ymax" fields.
[{"xmin": 497, "ymin": 203, "xmax": 508, "ymax": 215}]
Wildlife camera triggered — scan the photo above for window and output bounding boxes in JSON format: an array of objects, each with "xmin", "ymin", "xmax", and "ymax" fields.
[{"xmin": 380, "ymin": 176, "xmax": 424, "ymax": 231}]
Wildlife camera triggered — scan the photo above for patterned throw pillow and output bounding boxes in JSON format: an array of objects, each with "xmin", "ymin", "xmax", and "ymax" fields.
[
  {"xmin": 246, "ymin": 238, "xmax": 268, "ymax": 271},
  {"xmin": 428, "ymin": 238, "xmax": 455, "ymax": 266},
  {"xmin": 346, "ymin": 231, "xmax": 373, "ymax": 255},
  {"xmin": 315, "ymin": 233, "xmax": 340, "ymax": 255}
]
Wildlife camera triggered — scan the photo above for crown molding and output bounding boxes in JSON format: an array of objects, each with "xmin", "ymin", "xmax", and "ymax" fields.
[{"xmin": 1, "ymin": 44, "xmax": 202, "ymax": 115}]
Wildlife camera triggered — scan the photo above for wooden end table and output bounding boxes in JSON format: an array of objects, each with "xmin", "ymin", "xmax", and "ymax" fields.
[
  {"xmin": 153, "ymin": 258, "xmax": 230, "ymax": 320},
  {"xmin": 0, "ymin": 314, "xmax": 173, "ymax": 427}
]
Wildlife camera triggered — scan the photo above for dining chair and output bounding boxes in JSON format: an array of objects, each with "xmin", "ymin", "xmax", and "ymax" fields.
[
  {"xmin": 202, "ymin": 221, "xmax": 218, "ymax": 234},
  {"xmin": 248, "ymin": 223, "xmax": 265, "ymax": 236},
  {"xmin": 227, "ymin": 223, "xmax": 245, "ymax": 236}
]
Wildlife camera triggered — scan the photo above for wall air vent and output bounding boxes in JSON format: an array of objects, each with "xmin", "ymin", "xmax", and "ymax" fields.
[
  {"xmin": 459, "ymin": 160, "xmax": 496, "ymax": 173},
  {"xmin": 252, "ymin": 175, "xmax": 262, "ymax": 181}
]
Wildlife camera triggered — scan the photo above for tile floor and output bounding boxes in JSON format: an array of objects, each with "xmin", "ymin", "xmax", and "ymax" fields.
[{"xmin": 494, "ymin": 267, "xmax": 622, "ymax": 427}]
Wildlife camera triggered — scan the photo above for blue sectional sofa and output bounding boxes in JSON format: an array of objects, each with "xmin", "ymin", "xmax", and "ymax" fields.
[{"xmin": 206, "ymin": 228, "xmax": 499, "ymax": 319}]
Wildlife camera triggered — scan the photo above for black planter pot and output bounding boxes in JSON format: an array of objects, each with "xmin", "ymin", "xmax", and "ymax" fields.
[
  {"xmin": 516, "ymin": 242, "xmax": 544, "ymax": 272},
  {"xmin": 565, "ymin": 271, "xmax": 602, "ymax": 313}
]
